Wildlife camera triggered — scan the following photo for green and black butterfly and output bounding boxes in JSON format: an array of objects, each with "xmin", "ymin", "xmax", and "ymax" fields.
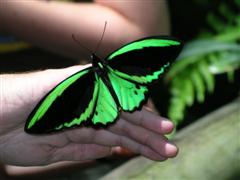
[{"xmin": 25, "ymin": 36, "xmax": 183, "ymax": 134}]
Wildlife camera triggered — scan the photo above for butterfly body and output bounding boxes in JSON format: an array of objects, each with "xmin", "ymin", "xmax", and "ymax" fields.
[
  {"xmin": 91, "ymin": 53, "xmax": 106, "ymax": 71},
  {"xmin": 91, "ymin": 53, "xmax": 122, "ymax": 110},
  {"xmin": 25, "ymin": 36, "xmax": 183, "ymax": 134}
]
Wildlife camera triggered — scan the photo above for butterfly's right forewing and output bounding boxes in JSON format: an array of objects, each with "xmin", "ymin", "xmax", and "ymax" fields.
[{"xmin": 25, "ymin": 68, "xmax": 97, "ymax": 134}]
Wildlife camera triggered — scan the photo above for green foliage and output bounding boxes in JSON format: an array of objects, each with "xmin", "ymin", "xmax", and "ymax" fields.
[{"xmin": 165, "ymin": 1, "xmax": 240, "ymax": 125}]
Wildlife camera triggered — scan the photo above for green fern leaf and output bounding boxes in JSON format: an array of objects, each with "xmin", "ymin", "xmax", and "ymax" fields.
[
  {"xmin": 165, "ymin": 1, "xmax": 240, "ymax": 127},
  {"xmin": 168, "ymin": 97, "xmax": 185, "ymax": 124},
  {"xmin": 235, "ymin": 0, "xmax": 240, "ymax": 6},
  {"xmin": 191, "ymin": 70, "xmax": 205, "ymax": 103},
  {"xmin": 209, "ymin": 51, "xmax": 240, "ymax": 74},
  {"xmin": 207, "ymin": 13, "xmax": 225, "ymax": 33},
  {"xmin": 183, "ymin": 78, "xmax": 195, "ymax": 106},
  {"xmin": 198, "ymin": 60, "xmax": 215, "ymax": 93},
  {"xmin": 219, "ymin": 3, "xmax": 235, "ymax": 23}
]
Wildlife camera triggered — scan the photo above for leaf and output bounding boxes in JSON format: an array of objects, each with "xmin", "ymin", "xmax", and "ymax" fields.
[
  {"xmin": 165, "ymin": 1, "xmax": 240, "ymax": 127},
  {"xmin": 191, "ymin": 70, "xmax": 205, "ymax": 103},
  {"xmin": 179, "ymin": 40, "xmax": 240, "ymax": 59},
  {"xmin": 198, "ymin": 60, "xmax": 215, "ymax": 93},
  {"xmin": 235, "ymin": 0, "xmax": 240, "ymax": 6},
  {"xmin": 207, "ymin": 13, "xmax": 225, "ymax": 33},
  {"xmin": 168, "ymin": 97, "xmax": 185, "ymax": 124},
  {"xmin": 219, "ymin": 3, "xmax": 235, "ymax": 23},
  {"xmin": 209, "ymin": 51, "xmax": 240, "ymax": 74},
  {"xmin": 183, "ymin": 78, "xmax": 195, "ymax": 106}
]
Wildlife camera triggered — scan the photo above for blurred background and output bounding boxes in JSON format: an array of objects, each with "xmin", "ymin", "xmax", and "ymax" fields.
[{"xmin": 0, "ymin": 0, "xmax": 239, "ymax": 179}]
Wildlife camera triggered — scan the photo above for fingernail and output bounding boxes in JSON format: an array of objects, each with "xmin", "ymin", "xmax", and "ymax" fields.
[
  {"xmin": 165, "ymin": 143, "xmax": 178, "ymax": 157},
  {"xmin": 161, "ymin": 121, "xmax": 174, "ymax": 132},
  {"xmin": 162, "ymin": 120, "xmax": 173, "ymax": 127}
]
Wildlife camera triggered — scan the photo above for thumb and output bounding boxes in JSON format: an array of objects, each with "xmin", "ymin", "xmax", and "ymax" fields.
[
  {"xmin": 0, "ymin": 65, "xmax": 90, "ymax": 127},
  {"xmin": 28, "ymin": 64, "xmax": 92, "ymax": 114},
  {"xmin": 32, "ymin": 64, "xmax": 91, "ymax": 101}
]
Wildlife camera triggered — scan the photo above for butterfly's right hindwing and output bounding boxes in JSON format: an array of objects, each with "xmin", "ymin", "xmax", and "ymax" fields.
[{"xmin": 25, "ymin": 68, "xmax": 97, "ymax": 134}]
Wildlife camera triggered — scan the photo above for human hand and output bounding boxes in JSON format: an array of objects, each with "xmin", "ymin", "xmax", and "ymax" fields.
[{"xmin": 0, "ymin": 65, "xmax": 177, "ymax": 166}]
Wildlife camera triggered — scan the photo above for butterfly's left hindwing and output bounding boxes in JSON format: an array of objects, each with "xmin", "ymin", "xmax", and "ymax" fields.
[
  {"xmin": 25, "ymin": 68, "xmax": 97, "ymax": 134},
  {"xmin": 108, "ymin": 69, "xmax": 148, "ymax": 112}
]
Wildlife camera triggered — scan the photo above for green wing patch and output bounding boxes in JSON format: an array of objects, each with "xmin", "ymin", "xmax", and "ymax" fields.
[
  {"xmin": 54, "ymin": 80, "xmax": 99, "ymax": 130},
  {"xmin": 108, "ymin": 68, "xmax": 148, "ymax": 111},
  {"xmin": 108, "ymin": 63, "xmax": 169, "ymax": 85},
  {"xmin": 92, "ymin": 75, "xmax": 118, "ymax": 125},
  {"xmin": 108, "ymin": 38, "xmax": 180, "ymax": 60},
  {"xmin": 26, "ymin": 68, "xmax": 91, "ymax": 130}
]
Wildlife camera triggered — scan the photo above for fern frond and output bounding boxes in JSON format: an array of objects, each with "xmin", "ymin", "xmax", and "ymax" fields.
[
  {"xmin": 201, "ymin": 1, "xmax": 240, "ymax": 42},
  {"xmin": 198, "ymin": 60, "xmax": 215, "ymax": 93},
  {"xmin": 235, "ymin": 0, "xmax": 240, "ymax": 6},
  {"xmin": 184, "ymin": 78, "xmax": 195, "ymax": 106},
  {"xmin": 164, "ymin": 1, "xmax": 240, "ymax": 127},
  {"xmin": 191, "ymin": 69, "xmax": 205, "ymax": 103},
  {"xmin": 166, "ymin": 41, "xmax": 240, "ymax": 126},
  {"xmin": 166, "ymin": 40, "xmax": 240, "ymax": 81},
  {"xmin": 207, "ymin": 13, "xmax": 225, "ymax": 33},
  {"xmin": 209, "ymin": 51, "xmax": 240, "ymax": 74},
  {"xmin": 219, "ymin": 3, "xmax": 235, "ymax": 23},
  {"xmin": 168, "ymin": 96, "xmax": 185, "ymax": 124}
]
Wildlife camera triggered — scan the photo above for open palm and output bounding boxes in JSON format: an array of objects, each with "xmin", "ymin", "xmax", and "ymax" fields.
[{"xmin": 0, "ymin": 65, "xmax": 177, "ymax": 166}]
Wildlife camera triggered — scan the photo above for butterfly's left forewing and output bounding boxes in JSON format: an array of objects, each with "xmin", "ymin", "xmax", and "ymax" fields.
[{"xmin": 106, "ymin": 36, "xmax": 183, "ymax": 85}]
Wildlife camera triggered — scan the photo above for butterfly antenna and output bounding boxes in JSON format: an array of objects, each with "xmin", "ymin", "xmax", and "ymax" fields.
[
  {"xmin": 72, "ymin": 34, "xmax": 92, "ymax": 55},
  {"xmin": 94, "ymin": 21, "xmax": 107, "ymax": 54}
]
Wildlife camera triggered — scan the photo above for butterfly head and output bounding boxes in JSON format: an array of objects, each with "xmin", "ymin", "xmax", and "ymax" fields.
[
  {"xmin": 91, "ymin": 53, "xmax": 107, "ymax": 67},
  {"xmin": 91, "ymin": 53, "xmax": 109, "ymax": 77},
  {"xmin": 91, "ymin": 53, "xmax": 99, "ymax": 62}
]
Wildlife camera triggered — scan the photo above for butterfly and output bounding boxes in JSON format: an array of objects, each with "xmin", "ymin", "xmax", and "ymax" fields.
[{"xmin": 25, "ymin": 36, "xmax": 182, "ymax": 134}]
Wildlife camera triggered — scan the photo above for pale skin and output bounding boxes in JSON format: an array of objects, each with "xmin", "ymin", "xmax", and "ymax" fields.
[{"xmin": 0, "ymin": 0, "xmax": 177, "ymax": 167}]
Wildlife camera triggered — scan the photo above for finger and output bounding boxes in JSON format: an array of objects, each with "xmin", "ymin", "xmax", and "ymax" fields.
[
  {"xmin": 28, "ymin": 64, "xmax": 91, "ymax": 110},
  {"xmin": 51, "ymin": 143, "xmax": 111, "ymax": 162},
  {"xmin": 144, "ymin": 98, "xmax": 158, "ymax": 113},
  {"xmin": 114, "ymin": 135, "xmax": 167, "ymax": 161},
  {"xmin": 65, "ymin": 127, "xmax": 129, "ymax": 146},
  {"xmin": 88, "ymin": 128, "xmax": 167, "ymax": 160},
  {"xmin": 65, "ymin": 127, "xmax": 98, "ymax": 144},
  {"xmin": 66, "ymin": 128, "xmax": 167, "ymax": 161},
  {"xmin": 108, "ymin": 118, "xmax": 178, "ymax": 158},
  {"xmin": 121, "ymin": 109, "xmax": 174, "ymax": 134},
  {"xmin": 42, "ymin": 64, "xmax": 91, "ymax": 90}
]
